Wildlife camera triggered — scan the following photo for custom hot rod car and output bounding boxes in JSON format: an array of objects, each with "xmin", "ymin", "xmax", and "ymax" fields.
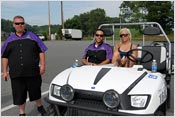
[{"xmin": 45, "ymin": 22, "xmax": 173, "ymax": 116}]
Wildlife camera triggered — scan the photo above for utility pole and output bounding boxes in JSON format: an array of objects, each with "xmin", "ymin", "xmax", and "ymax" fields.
[
  {"xmin": 48, "ymin": 1, "xmax": 51, "ymax": 40},
  {"xmin": 61, "ymin": 1, "xmax": 64, "ymax": 29}
]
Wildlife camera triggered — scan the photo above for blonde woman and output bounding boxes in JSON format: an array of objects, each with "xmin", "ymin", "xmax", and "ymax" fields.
[{"xmin": 112, "ymin": 28, "xmax": 138, "ymax": 67}]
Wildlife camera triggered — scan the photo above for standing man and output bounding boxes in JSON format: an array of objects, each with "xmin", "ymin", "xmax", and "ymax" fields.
[
  {"xmin": 82, "ymin": 29, "xmax": 113, "ymax": 65},
  {"xmin": 1, "ymin": 16, "xmax": 48, "ymax": 116}
]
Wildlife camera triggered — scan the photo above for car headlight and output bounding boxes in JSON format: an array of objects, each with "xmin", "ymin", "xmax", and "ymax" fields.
[
  {"xmin": 131, "ymin": 95, "xmax": 148, "ymax": 108},
  {"xmin": 103, "ymin": 90, "xmax": 120, "ymax": 109},
  {"xmin": 60, "ymin": 84, "xmax": 74, "ymax": 102},
  {"xmin": 52, "ymin": 84, "xmax": 61, "ymax": 97}
]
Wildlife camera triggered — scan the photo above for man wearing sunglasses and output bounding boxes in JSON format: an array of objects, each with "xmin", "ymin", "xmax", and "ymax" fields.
[
  {"xmin": 82, "ymin": 29, "xmax": 113, "ymax": 65},
  {"xmin": 1, "ymin": 16, "xmax": 48, "ymax": 116},
  {"xmin": 112, "ymin": 28, "xmax": 138, "ymax": 67}
]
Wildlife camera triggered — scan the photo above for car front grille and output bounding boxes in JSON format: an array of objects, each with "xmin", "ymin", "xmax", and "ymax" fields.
[
  {"xmin": 75, "ymin": 89, "xmax": 103, "ymax": 100},
  {"xmin": 73, "ymin": 89, "xmax": 106, "ymax": 110}
]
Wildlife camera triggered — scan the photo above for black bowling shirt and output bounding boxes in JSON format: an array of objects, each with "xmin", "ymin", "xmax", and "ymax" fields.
[{"xmin": 1, "ymin": 31, "xmax": 48, "ymax": 78}]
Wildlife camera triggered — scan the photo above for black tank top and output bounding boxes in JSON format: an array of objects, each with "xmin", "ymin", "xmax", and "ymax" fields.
[
  {"xmin": 118, "ymin": 44, "xmax": 133, "ymax": 67},
  {"xmin": 118, "ymin": 44, "xmax": 133, "ymax": 58}
]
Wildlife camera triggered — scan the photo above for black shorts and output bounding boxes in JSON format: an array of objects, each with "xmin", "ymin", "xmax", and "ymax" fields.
[{"xmin": 11, "ymin": 75, "xmax": 42, "ymax": 105}]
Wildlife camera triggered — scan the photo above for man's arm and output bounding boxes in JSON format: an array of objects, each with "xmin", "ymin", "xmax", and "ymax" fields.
[
  {"xmin": 82, "ymin": 58, "xmax": 88, "ymax": 65},
  {"xmin": 2, "ymin": 58, "xmax": 8, "ymax": 81},
  {"xmin": 98, "ymin": 59, "xmax": 111, "ymax": 65},
  {"xmin": 39, "ymin": 52, "xmax": 46, "ymax": 75}
]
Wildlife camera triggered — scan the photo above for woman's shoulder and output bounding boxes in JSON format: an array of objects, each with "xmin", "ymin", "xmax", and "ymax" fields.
[
  {"xmin": 114, "ymin": 43, "xmax": 120, "ymax": 48},
  {"xmin": 113, "ymin": 43, "xmax": 120, "ymax": 52}
]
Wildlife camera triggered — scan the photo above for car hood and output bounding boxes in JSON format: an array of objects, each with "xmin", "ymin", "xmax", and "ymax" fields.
[{"xmin": 52, "ymin": 65, "xmax": 147, "ymax": 94}]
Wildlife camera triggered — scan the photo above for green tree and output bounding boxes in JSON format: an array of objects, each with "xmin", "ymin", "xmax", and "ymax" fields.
[
  {"xmin": 57, "ymin": 28, "xmax": 62, "ymax": 40},
  {"xmin": 120, "ymin": 1, "xmax": 174, "ymax": 33},
  {"xmin": 88, "ymin": 8, "xmax": 106, "ymax": 35},
  {"xmin": 79, "ymin": 12, "xmax": 90, "ymax": 36},
  {"xmin": 105, "ymin": 16, "xmax": 120, "ymax": 24},
  {"xmin": 64, "ymin": 15, "xmax": 81, "ymax": 29},
  {"xmin": 64, "ymin": 8, "xmax": 107, "ymax": 36},
  {"xmin": 145, "ymin": 1, "xmax": 174, "ymax": 33},
  {"xmin": 42, "ymin": 32, "xmax": 47, "ymax": 40},
  {"xmin": 1, "ymin": 19, "xmax": 14, "ymax": 32}
]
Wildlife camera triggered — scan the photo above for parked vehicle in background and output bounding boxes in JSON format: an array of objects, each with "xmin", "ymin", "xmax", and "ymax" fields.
[
  {"xmin": 62, "ymin": 29, "xmax": 82, "ymax": 40},
  {"xmin": 37, "ymin": 34, "xmax": 45, "ymax": 41}
]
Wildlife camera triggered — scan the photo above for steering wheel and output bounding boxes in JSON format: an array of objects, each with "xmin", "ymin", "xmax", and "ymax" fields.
[{"xmin": 126, "ymin": 49, "xmax": 153, "ymax": 65}]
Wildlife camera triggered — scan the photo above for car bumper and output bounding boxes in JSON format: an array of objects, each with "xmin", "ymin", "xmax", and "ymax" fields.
[{"xmin": 44, "ymin": 96, "xmax": 153, "ymax": 116}]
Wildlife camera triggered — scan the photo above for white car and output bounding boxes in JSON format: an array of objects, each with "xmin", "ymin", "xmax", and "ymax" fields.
[
  {"xmin": 45, "ymin": 22, "xmax": 173, "ymax": 116},
  {"xmin": 37, "ymin": 34, "xmax": 45, "ymax": 41}
]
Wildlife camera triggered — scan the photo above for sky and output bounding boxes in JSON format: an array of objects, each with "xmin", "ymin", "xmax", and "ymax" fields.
[{"xmin": 1, "ymin": 1, "xmax": 122, "ymax": 26}]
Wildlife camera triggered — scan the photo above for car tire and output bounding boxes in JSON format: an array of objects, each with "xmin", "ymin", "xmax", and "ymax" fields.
[
  {"xmin": 52, "ymin": 105, "xmax": 67, "ymax": 116},
  {"xmin": 154, "ymin": 101, "xmax": 166, "ymax": 116},
  {"xmin": 154, "ymin": 111, "xmax": 164, "ymax": 116},
  {"xmin": 59, "ymin": 106, "xmax": 68, "ymax": 115}
]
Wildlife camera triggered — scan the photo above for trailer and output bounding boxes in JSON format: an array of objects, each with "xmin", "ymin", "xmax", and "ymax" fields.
[{"xmin": 62, "ymin": 29, "xmax": 82, "ymax": 40}]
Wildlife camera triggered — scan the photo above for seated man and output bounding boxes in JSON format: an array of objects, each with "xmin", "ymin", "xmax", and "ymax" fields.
[{"xmin": 82, "ymin": 29, "xmax": 113, "ymax": 66}]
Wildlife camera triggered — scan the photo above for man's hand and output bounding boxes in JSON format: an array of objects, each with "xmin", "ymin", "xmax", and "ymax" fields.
[
  {"xmin": 40, "ymin": 64, "xmax": 45, "ymax": 75},
  {"xmin": 87, "ymin": 62, "xmax": 97, "ymax": 66},
  {"xmin": 3, "ymin": 72, "xmax": 8, "ymax": 81}
]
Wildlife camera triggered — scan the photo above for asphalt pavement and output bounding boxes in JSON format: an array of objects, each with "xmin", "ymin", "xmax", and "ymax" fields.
[{"xmin": 1, "ymin": 40, "xmax": 174, "ymax": 116}]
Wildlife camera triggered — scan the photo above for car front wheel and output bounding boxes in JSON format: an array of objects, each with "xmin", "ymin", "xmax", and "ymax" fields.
[{"xmin": 154, "ymin": 101, "xmax": 166, "ymax": 116}]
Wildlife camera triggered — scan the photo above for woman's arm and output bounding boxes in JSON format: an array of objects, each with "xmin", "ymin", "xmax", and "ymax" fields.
[
  {"xmin": 112, "ymin": 44, "xmax": 121, "ymax": 66},
  {"xmin": 127, "ymin": 44, "xmax": 138, "ymax": 67}
]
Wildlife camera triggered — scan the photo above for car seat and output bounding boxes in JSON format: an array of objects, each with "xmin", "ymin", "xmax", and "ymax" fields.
[
  {"xmin": 139, "ymin": 26, "xmax": 167, "ymax": 73},
  {"xmin": 139, "ymin": 46, "xmax": 167, "ymax": 73}
]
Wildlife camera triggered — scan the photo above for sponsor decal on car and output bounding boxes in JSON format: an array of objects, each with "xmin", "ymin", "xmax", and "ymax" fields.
[{"xmin": 148, "ymin": 74, "xmax": 158, "ymax": 79}]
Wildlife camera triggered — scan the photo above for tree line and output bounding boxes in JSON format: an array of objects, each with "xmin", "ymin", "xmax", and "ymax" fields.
[
  {"xmin": 120, "ymin": 1, "xmax": 174, "ymax": 33},
  {"xmin": 1, "ymin": 1, "xmax": 174, "ymax": 40}
]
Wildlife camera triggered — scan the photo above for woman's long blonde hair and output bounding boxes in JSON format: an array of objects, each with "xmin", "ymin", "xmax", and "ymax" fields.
[{"xmin": 119, "ymin": 28, "xmax": 132, "ymax": 41}]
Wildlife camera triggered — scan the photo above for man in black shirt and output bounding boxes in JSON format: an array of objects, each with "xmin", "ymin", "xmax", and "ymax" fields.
[
  {"xmin": 1, "ymin": 16, "xmax": 48, "ymax": 116},
  {"xmin": 82, "ymin": 29, "xmax": 113, "ymax": 65}
]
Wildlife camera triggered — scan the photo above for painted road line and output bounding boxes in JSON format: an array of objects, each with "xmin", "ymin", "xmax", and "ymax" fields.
[{"xmin": 1, "ymin": 90, "xmax": 49, "ymax": 112}]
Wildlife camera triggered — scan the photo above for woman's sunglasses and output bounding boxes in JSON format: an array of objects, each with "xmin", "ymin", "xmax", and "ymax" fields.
[{"xmin": 120, "ymin": 34, "xmax": 129, "ymax": 38}]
